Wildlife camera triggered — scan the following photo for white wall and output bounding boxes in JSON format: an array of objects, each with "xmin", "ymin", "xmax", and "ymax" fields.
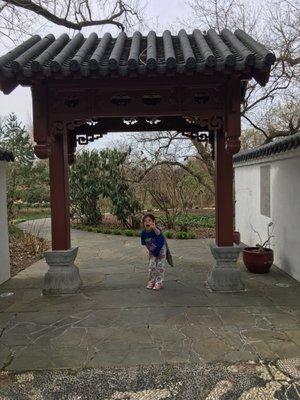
[
  {"xmin": 234, "ymin": 150, "xmax": 300, "ymax": 281},
  {"xmin": 0, "ymin": 161, "xmax": 10, "ymax": 284}
]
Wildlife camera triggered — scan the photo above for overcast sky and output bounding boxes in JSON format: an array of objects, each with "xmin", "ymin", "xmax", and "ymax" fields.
[{"xmin": 0, "ymin": 0, "xmax": 190, "ymax": 148}]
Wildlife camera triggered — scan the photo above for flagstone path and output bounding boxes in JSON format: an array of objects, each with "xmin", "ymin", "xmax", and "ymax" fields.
[{"xmin": 0, "ymin": 218, "xmax": 299, "ymax": 398}]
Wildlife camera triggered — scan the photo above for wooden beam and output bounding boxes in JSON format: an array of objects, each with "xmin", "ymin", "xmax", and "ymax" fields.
[
  {"xmin": 0, "ymin": 79, "xmax": 18, "ymax": 94},
  {"xmin": 32, "ymin": 85, "xmax": 50, "ymax": 159},
  {"xmin": 71, "ymin": 116, "xmax": 213, "ymax": 135}
]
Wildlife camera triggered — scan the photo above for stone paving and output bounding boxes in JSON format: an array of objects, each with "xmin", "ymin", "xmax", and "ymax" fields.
[{"xmin": 0, "ymin": 219, "xmax": 300, "ymax": 398}]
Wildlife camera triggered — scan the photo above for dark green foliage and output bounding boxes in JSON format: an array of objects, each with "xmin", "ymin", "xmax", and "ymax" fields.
[
  {"xmin": 70, "ymin": 149, "xmax": 141, "ymax": 227},
  {"xmin": 0, "ymin": 113, "xmax": 34, "ymax": 165},
  {"xmin": 21, "ymin": 162, "xmax": 49, "ymax": 205},
  {"xmin": 98, "ymin": 148, "xmax": 141, "ymax": 228},
  {"xmin": 69, "ymin": 151, "xmax": 104, "ymax": 225},
  {"xmin": 0, "ymin": 114, "xmax": 35, "ymax": 219}
]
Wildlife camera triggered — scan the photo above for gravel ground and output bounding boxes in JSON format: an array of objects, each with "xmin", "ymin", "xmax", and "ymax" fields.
[{"xmin": 0, "ymin": 359, "xmax": 300, "ymax": 400}]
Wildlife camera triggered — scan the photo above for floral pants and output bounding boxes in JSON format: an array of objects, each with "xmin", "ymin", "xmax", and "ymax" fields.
[{"xmin": 148, "ymin": 245, "xmax": 166, "ymax": 283}]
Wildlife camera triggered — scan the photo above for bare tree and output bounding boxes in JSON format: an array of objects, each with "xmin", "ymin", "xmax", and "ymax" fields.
[
  {"xmin": 263, "ymin": 100, "xmax": 300, "ymax": 140},
  {"xmin": 184, "ymin": 0, "xmax": 300, "ymax": 143},
  {"xmin": 141, "ymin": 163, "xmax": 204, "ymax": 229},
  {"xmin": 0, "ymin": 0, "xmax": 146, "ymax": 45},
  {"xmin": 129, "ymin": 131, "xmax": 215, "ymax": 195}
]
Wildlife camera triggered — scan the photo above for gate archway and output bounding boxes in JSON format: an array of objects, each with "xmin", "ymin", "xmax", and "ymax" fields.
[{"xmin": 0, "ymin": 28, "xmax": 275, "ymax": 294}]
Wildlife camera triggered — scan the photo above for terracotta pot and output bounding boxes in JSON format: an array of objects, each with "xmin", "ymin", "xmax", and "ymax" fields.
[
  {"xmin": 233, "ymin": 231, "xmax": 240, "ymax": 245},
  {"xmin": 243, "ymin": 247, "xmax": 274, "ymax": 274}
]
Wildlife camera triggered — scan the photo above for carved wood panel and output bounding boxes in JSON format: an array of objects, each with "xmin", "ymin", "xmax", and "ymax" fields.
[
  {"xmin": 48, "ymin": 90, "xmax": 92, "ymax": 115},
  {"xmin": 46, "ymin": 83, "xmax": 227, "ymax": 120},
  {"xmin": 93, "ymin": 87, "xmax": 180, "ymax": 117},
  {"xmin": 180, "ymin": 84, "xmax": 224, "ymax": 113}
]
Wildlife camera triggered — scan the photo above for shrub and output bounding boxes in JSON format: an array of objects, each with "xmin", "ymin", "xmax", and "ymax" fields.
[
  {"xmin": 69, "ymin": 151, "xmax": 103, "ymax": 226},
  {"xmin": 169, "ymin": 213, "xmax": 215, "ymax": 229},
  {"xmin": 98, "ymin": 149, "xmax": 141, "ymax": 228},
  {"xmin": 124, "ymin": 229, "xmax": 134, "ymax": 236},
  {"xmin": 112, "ymin": 229, "xmax": 121, "ymax": 235},
  {"xmin": 175, "ymin": 231, "xmax": 197, "ymax": 239},
  {"xmin": 164, "ymin": 230, "xmax": 174, "ymax": 239},
  {"xmin": 187, "ymin": 232, "xmax": 197, "ymax": 239},
  {"xmin": 175, "ymin": 231, "xmax": 189, "ymax": 239}
]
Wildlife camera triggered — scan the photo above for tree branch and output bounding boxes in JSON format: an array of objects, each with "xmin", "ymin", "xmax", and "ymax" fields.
[
  {"xmin": 242, "ymin": 114, "xmax": 271, "ymax": 142},
  {"xmin": 3, "ymin": 0, "xmax": 127, "ymax": 30}
]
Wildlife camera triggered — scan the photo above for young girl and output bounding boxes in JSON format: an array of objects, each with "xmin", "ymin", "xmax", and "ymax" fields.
[{"xmin": 141, "ymin": 214, "xmax": 166, "ymax": 290}]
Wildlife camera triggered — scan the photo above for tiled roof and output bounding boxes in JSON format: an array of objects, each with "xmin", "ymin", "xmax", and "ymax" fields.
[
  {"xmin": 0, "ymin": 28, "xmax": 275, "ymax": 83},
  {"xmin": 0, "ymin": 148, "xmax": 14, "ymax": 162},
  {"xmin": 234, "ymin": 133, "xmax": 300, "ymax": 163}
]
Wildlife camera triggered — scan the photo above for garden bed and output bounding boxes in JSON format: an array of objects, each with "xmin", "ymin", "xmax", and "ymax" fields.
[
  {"xmin": 71, "ymin": 212, "xmax": 215, "ymax": 239},
  {"xmin": 9, "ymin": 225, "xmax": 50, "ymax": 277}
]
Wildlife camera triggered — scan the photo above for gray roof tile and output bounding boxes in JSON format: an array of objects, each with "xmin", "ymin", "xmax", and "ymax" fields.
[
  {"xmin": 0, "ymin": 29, "xmax": 275, "ymax": 85},
  {"xmin": 234, "ymin": 133, "xmax": 300, "ymax": 163}
]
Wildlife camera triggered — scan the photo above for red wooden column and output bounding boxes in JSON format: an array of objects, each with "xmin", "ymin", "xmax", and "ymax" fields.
[
  {"xmin": 49, "ymin": 133, "xmax": 71, "ymax": 250},
  {"xmin": 214, "ymin": 78, "xmax": 241, "ymax": 247},
  {"xmin": 214, "ymin": 130, "xmax": 234, "ymax": 246}
]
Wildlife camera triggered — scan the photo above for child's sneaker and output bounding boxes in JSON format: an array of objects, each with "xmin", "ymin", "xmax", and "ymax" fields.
[
  {"xmin": 153, "ymin": 282, "xmax": 164, "ymax": 290},
  {"xmin": 146, "ymin": 280, "xmax": 155, "ymax": 289}
]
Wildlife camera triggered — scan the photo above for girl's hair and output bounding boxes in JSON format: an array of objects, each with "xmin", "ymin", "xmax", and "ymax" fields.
[{"xmin": 142, "ymin": 214, "xmax": 155, "ymax": 224}]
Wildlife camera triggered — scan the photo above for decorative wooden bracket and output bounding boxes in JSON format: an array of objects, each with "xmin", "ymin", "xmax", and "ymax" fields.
[
  {"xmin": 184, "ymin": 115, "xmax": 224, "ymax": 131},
  {"xmin": 181, "ymin": 132, "xmax": 209, "ymax": 142},
  {"xmin": 76, "ymin": 131, "xmax": 107, "ymax": 145}
]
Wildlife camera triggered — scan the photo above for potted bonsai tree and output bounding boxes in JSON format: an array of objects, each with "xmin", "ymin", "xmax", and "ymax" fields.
[{"xmin": 243, "ymin": 222, "xmax": 274, "ymax": 274}]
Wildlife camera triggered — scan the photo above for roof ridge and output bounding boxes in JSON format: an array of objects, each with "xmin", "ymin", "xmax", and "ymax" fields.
[{"xmin": 234, "ymin": 132, "xmax": 300, "ymax": 163}]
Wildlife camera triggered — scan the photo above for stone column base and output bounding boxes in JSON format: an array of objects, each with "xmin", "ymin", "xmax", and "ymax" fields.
[
  {"xmin": 43, "ymin": 247, "xmax": 81, "ymax": 295},
  {"xmin": 207, "ymin": 244, "xmax": 245, "ymax": 292}
]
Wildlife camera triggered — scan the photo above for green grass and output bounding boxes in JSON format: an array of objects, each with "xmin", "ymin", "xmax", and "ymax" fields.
[{"xmin": 14, "ymin": 207, "xmax": 51, "ymax": 223}]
